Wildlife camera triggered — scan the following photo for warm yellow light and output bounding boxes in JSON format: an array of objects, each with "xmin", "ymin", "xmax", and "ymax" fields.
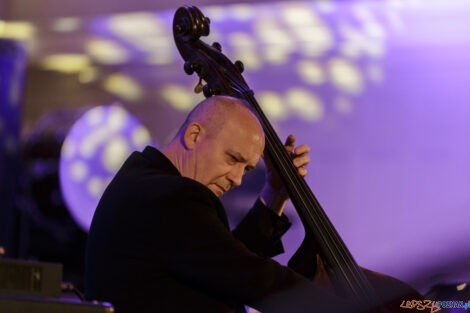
[
  {"xmin": 286, "ymin": 88, "xmax": 324, "ymax": 121},
  {"xmin": 86, "ymin": 39, "xmax": 129, "ymax": 65},
  {"xmin": 229, "ymin": 32, "xmax": 256, "ymax": 49},
  {"xmin": 132, "ymin": 126, "xmax": 151, "ymax": 149},
  {"xmin": 328, "ymin": 58, "xmax": 363, "ymax": 94},
  {"xmin": 103, "ymin": 74, "xmax": 143, "ymax": 101},
  {"xmin": 297, "ymin": 60, "xmax": 325, "ymax": 85},
  {"xmin": 42, "ymin": 54, "xmax": 90, "ymax": 74},
  {"xmin": 258, "ymin": 91, "xmax": 287, "ymax": 120},
  {"xmin": 108, "ymin": 13, "xmax": 166, "ymax": 38},
  {"xmin": 456, "ymin": 283, "xmax": 467, "ymax": 291},
  {"xmin": 79, "ymin": 67, "xmax": 99, "ymax": 84},
  {"xmin": 51, "ymin": 17, "xmax": 81, "ymax": 32},
  {"xmin": 0, "ymin": 21, "xmax": 35, "ymax": 40},
  {"xmin": 160, "ymin": 84, "xmax": 199, "ymax": 111}
]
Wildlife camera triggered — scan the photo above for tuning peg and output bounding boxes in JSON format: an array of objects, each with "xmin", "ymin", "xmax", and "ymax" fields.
[
  {"xmin": 212, "ymin": 42, "xmax": 222, "ymax": 52},
  {"xmin": 184, "ymin": 61, "xmax": 194, "ymax": 75},
  {"xmin": 234, "ymin": 60, "xmax": 244, "ymax": 73},
  {"xmin": 194, "ymin": 78, "xmax": 204, "ymax": 94},
  {"xmin": 203, "ymin": 85, "xmax": 213, "ymax": 98}
]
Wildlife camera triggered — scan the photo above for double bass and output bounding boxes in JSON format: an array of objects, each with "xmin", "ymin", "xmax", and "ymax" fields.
[{"xmin": 172, "ymin": 6, "xmax": 423, "ymax": 312}]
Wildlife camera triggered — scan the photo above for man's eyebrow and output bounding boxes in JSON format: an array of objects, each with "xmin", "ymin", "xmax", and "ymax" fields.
[{"xmin": 227, "ymin": 150, "xmax": 256, "ymax": 171}]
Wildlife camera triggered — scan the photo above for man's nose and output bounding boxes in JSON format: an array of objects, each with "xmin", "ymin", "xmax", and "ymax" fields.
[{"xmin": 227, "ymin": 166, "xmax": 244, "ymax": 188}]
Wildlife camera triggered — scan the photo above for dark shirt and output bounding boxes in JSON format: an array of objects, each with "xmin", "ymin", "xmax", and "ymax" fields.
[{"xmin": 84, "ymin": 146, "xmax": 355, "ymax": 313}]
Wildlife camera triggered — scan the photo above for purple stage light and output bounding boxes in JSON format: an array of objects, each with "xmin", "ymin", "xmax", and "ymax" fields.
[{"xmin": 59, "ymin": 104, "xmax": 154, "ymax": 232}]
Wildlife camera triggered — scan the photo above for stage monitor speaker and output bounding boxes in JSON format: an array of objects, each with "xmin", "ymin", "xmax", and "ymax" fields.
[
  {"xmin": 0, "ymin": 258, "xmax": 62, "ymax": 298},
  {"xmin": 0, "ymin": 294, "xmax": 114, "ymax": 313}
]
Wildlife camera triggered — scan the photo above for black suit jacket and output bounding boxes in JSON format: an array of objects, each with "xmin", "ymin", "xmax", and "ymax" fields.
[{"xmin": 84, "ymin": 146, "xmax": 355, "ymax": 313}]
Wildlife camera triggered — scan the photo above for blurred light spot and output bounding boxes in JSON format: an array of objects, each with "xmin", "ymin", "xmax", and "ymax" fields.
[
  {"xmin": 255, "ymin": 19, "xmax": 293, "ymax": 47},
  {"xmin": 0, "ymin": 21, "xmax": 35, "ymax": 40},
  {"xmin": 60, "ymin": 104, "xmax": 154, "ymax": 231},
  {"xmin": 340, "ymin": 42, "xmax": 362, "ymax": 59},
  {"xmin": 108, "ymin": 13, "xmax": 166, "ymax": 38},
  {"xmin": 367, "ymin": 63, "xmax": 384, "ymax": 83},
  {"xmin": 160, "ymin": 84, "xmax": 197, "ymax": 111},
  {"xmin": 79, "ymin": 67, "xmax": 98, "ymax": 84},
  {"xmin": 70, "ymin": 160, "xmax": 88, "ymax": 182},
  {"xmin": 107, "ymin": 105, "xmax": 129, "ymax": 132},
  {"xmin": 61, "ymin": 138, "xmax": 76, "ymax": 159},
  {"xmin": 132, "ymin": 126, "xmax": 151, "ymax": 149},
  {"xmin": 51, "ymin": 17, "xmax": 81, "ymax": 32},
  {"xmin": 86, "ymin": 106, "xmax": 105, "ymax": 126},
  {"xmin": 86, "ymin": 39, "xmax": 129, "ymax": 64},
  {"xmin": 104, "ymin": 74, "xmax": 143, "ymax": 101},
  {"xmin": 263, "ymin": 46, "xmax": 289, "ymax": 65},
  {"xmin": 258, "ymin": 91, "xmax": 287, "ymax": 120},
  {"xmin": 286, "ymin": 88, "xmax": 324, "ymax": 121},
  {"xmin": 353, "ymin": 4, "xmax": 374, "ymax": 23},
  {"xmin": 334, "ymin": 96, "xmax": 353, "ymax": 114},
  {"xmin": 456, "ymin": 283, "xmax": 467, "ymax": 291},
  {"xmin": 233, "ymin": 50, "xmax": 261, "ymax": 70},
  {"xmin": 229, "ymin": 32, "xmax": 256, "ymax": 49},
  {"xmin": 87, "ymin": 176, "xmax": 105, "ymax": 198},
  {"xmin": 282, "ymin": 5, "xmax": 316, "ymax": 27},
  {"xmin": 315, "ymin": 1, "xmax": 336, "ymax": 13},
  {"xmin": 297, "ymin": 60, "xmax": 325, "ymax": 84},
  {"xmin": 230, "ymin": 4, "xmax": 255, "ymax": 21},
  {"xmin": 204, "ymin": 6, "xmax": 227, "ymax": 22},
  {"xmin": 364, "ymin": 22, "xmax": 386, "ymax": 40},
  {"xmin": 146, "ymin": 53, "xmax": 173, "ymax": 65},
  {"xmin": 292, "ymin": 25, "xmax": 333, "ymax": 51},
  {"xmin": 102, "ymin": 136, "xmax": 129, "ymax": 173},
  {"xmin": 131, "ymin": 36, "xmax": 172, "ymax": 52},
  {"xmin": 42, "ymin": 54, "xmax": 90, "ymax": 74},
  {"xmin": 328, "ymin": 58, "xmax": 363, "ymax": 94},
  {"xmin": 364, "ymin": 42, "xmax": 385, "ymax": 58}
]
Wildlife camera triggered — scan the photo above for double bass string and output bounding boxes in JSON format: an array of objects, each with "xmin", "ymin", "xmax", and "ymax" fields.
[{"xmin": 226, "ymin": 75, "xmax": 380, "ymax": 305}]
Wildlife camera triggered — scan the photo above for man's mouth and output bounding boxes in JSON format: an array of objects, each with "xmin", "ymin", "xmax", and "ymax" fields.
[{"xmin": 215, "ymin": 184, "xmax": 226, "ymax": 194}]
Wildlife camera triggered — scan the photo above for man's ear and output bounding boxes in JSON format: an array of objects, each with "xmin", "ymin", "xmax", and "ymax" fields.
[{"xmin": 183, "ymin": 122, "xmax": 204, "ymax": 150}]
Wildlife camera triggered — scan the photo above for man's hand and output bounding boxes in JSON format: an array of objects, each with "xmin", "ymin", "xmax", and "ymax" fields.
[{"xmin": 260, "ymin": 134, "xmax": 310, "ymax": 216}]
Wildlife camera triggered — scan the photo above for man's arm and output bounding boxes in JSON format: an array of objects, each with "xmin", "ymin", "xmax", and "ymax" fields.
[{"xmin": 149, "ymin": 186, "xmax": 360, "ymax": 313}]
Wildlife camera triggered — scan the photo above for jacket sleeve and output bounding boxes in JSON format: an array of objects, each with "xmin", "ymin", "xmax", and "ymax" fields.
[
  {"xmin": 149, "ymin": 185, "xmax": 361, "ymax": 313},
  {"xmin": 232, "ymin": 198, "xmax": 291, "ymax": 258}
]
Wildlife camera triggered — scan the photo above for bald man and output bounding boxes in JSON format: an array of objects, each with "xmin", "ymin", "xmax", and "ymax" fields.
[{"xmin": 84, "ymin": 96, "xmax": 357, "ymax": 313}]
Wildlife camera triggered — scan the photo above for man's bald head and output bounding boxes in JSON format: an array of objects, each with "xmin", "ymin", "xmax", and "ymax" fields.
[
  {"xmin": 163, "ymin": 95, "xmax": 266, "ymax": 196},
  {"xmin": 176, "ymin": 95, "xmax": 263, "ymax": 140}
]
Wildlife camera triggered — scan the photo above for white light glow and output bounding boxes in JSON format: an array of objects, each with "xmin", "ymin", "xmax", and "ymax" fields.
[
  {"xmin": 70, "ymin": 160, "xmax": 88, "ymax": 182},
  {"xmin": 108, "ymin": 13, "xmax": 166, "ymax": 38},
  {"xmin": 286, "ymin": 88, "xmax": 324, "ymax": 121},
  {"xmin": 102, "ymin": 136, "xmax": 130, "ymax": 173},
  {"xmin": 297, "ymin": 60, "xmax": 325, "ymax": 84},
  {"xmin": 87, "ymin": 176, "xmax": 105, "ymax": 198},
  {"xmin": 132, "ymin": 126, "xmax": 151, "ymax": 149},
  {"xmin": 328, "ymin": 58, "xmax": 364, "ymax": 94}
]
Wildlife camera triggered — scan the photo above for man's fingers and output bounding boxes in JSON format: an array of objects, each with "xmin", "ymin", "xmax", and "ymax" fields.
[
  {"xmin": 284, "ymin": 134, "xmax": 296, "ymax": 153},
  {"xmin": 293, "ymin": 155, "xmax": 310, "ymax": 168},
  {"xmin": 294, "ymin": 144, "xmax": 310, "ymax": 156}
]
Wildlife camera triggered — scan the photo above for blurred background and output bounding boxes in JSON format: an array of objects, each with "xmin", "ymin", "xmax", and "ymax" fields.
[{"xmin": 1, "ymin": 0, "xmax": 469, "ymax": 297}]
